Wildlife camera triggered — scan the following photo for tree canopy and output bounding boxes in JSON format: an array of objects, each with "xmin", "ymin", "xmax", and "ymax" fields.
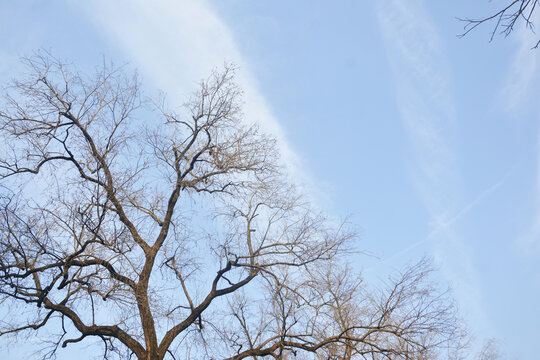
[{"xmin": 0, "ymin": 53, "xmax": 466, "ymax": 360}]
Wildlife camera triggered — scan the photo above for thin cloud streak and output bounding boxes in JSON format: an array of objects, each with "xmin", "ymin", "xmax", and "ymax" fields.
[
  {"xmin": 377, "ymin": 0, "xmax": 489, "ymax": 335},
  {"xmin": 431, "ymin": 168, "xmax": 512, "ymax": 235},
  {"xmin": 501, "ymin": 15, "xmax": 540, "ymax": 255},
  {"xmin": 377, "ymin": 0, "xmax": 458, "ymax": 219},
  {"xmin": 83, "ymin": 0, "xmax": 313, "ymax": 192},
  {"xmin": 500, "ymin": 14, "xmax": 540, "ymax": 112},
  {"xmin": 372, "ymin": 170, "xmax": 510, "ymax": 273}
]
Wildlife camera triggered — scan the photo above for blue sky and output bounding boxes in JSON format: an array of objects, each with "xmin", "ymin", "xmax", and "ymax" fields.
[{"xmin": 1, "ymin": 0, "xmax": 539, "ymax": 359}]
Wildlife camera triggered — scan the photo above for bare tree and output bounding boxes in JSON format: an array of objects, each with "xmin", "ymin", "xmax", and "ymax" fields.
[
  {"xmin": 475, "ymin": 338, "xmax": 503, "ymax": 360},
  {"xmin": 0, "ymin": 53, "xmax": 465, "ymax": 359},
  {"xmin": 458, "ymin": 0, "xmax": 540, "ymax": 47}
]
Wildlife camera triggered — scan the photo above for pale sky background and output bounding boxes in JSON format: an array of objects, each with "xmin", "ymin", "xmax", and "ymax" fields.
[{"xmin": 1, "ymin": 1, "xmax": 539, "ymax": 359}]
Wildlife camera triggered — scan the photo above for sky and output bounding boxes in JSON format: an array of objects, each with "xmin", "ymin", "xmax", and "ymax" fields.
[{"xmin": 1, "ymin": 0, "xmax": 539, "ymax": 359}]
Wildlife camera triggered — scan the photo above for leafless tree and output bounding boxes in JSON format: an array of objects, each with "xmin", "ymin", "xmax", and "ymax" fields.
[
  {"xmin": 0, "ymin": 53, "xmax": 465, "ymax": 360},
  {"xmin": 458, "ymin": 0, "xmax": 540, "ymax": 47},
  {"xmin": 475, "ymin": 338, "xmax": 503, "ymax": 360}
]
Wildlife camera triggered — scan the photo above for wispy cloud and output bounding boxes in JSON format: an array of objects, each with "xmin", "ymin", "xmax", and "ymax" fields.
[
  {"xmin": 516, "ymin": 110, "xmax": 540, "ymax": 255},
  {"xmin": 377, "ymin": 0, "xmax": 458, "ymax": 218},
  {"xmin": 376, "ymin": 0, "xmax": 490, "ymax": 335},
  {"xmin": 82, "ymin": 0, "xmax": 310, "ymax": 189},
  {"xmin": 500, "ymin": 18, "xmax": 540, "ymax": 112},
  {"xmin": 501, "ymin": 14, "xmax": 540, "ymax": 255}
]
